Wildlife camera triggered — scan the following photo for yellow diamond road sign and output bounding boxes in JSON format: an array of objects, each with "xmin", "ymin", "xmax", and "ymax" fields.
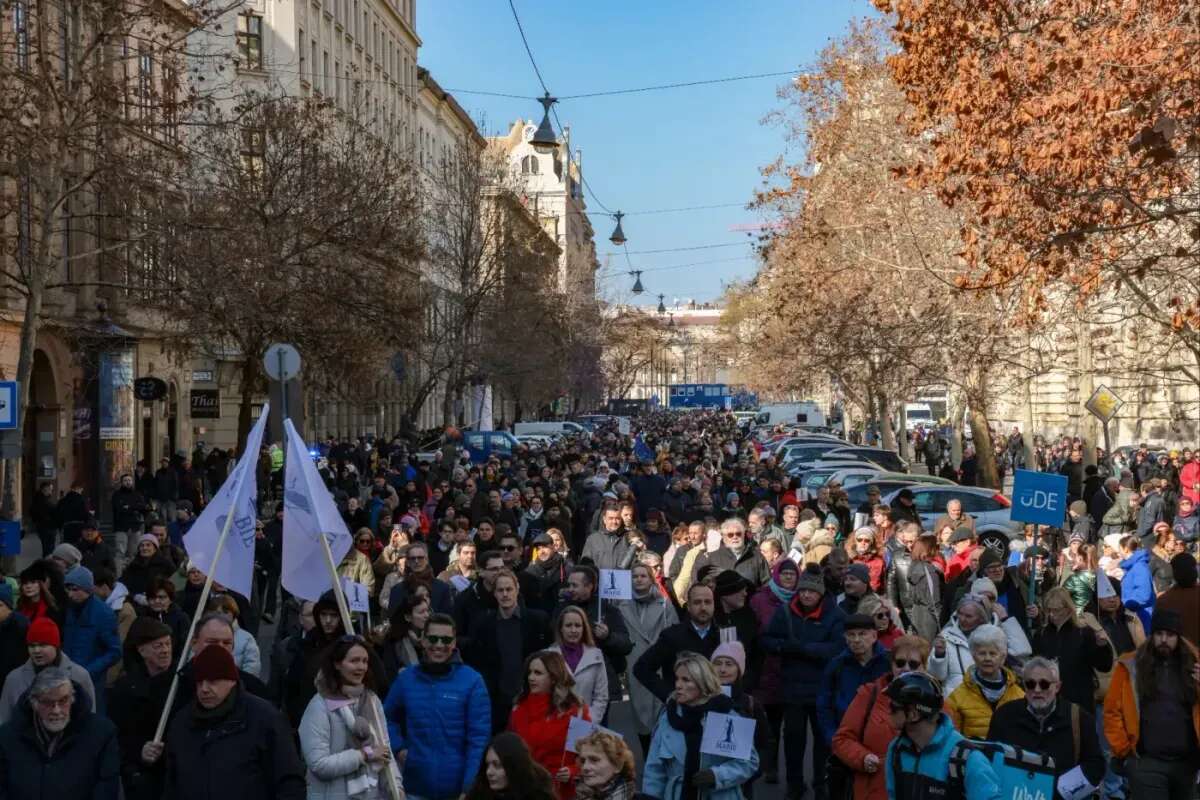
[{"xmin": 1085, "ymin": 385, "xmax": 1123, "ymax": 423}]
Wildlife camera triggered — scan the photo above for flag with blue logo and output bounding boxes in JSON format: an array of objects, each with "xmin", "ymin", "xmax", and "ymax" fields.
[
  {"xmin": 282, "ymin": 418, "xmax": 354, "ymax": 600},
  {"xmin": 183, "ymin": 404, "xmax": 269, "ymax": 598},
  {"xmin": 634, "ymin": 434, "xmax": 654, "ymax": 463}
]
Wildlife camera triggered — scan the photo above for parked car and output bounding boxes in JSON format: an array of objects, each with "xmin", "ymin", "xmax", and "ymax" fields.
[
  {"xmin": 837, "ymin": 470, "xmax": 955, "ymax": 489},
  {"xmin": 825, "ymin": 446, "xmax": 909, "ymax": 473},
  {"xmin": 880, "ymin": 485, "xmax": 1020, "ymax": 538}
]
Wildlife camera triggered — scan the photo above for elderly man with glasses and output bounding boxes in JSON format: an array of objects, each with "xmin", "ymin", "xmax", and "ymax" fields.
[
  {"xmin": 0, "ymin": 667, "xmax": 119, "ymax": 798},
  {"xmin": 986, "ymin": 656, "xmax": 1105, "ymax": 797}
]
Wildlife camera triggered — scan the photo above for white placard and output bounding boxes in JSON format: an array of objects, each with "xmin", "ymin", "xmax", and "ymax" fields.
[
  {"xmin": 719, "ymin": 627, "xmax": 738, "ymax": 644},
  {"xmin": 341, "ymin": 578, "xmax": 370, "ymax": 613},
  {"xmin": 599, "ymin": 569, "xmax": 632, "ymax": 600},
  {"xmin": 1055, "ymin": 766, "xmax": 1098, "ymax": 800},
  {"xmin": 700, "ymin": 712, "xmax": 755, "ymax": 761},
  {"xmin": 617, "ymin": 417, "xmax": 631, "ymax": 436},
  {"xmin": 564, "ymin": 715, "xmax": 620, "ymax": 753}
]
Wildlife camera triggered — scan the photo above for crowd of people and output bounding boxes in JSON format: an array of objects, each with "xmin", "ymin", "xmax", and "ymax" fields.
[{"xmin": 0, "ymin": 409, "xmax": 1197, "ymax": 800}]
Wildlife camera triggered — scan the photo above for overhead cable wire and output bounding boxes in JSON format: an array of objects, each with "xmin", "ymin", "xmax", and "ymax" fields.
[
  {"xmin": 602, "ymin": 241, "xmax": 753, "ymax": 256},
  {"xmin": 507, "ymin": 0, "xmax": 549, "ymax": 94}
]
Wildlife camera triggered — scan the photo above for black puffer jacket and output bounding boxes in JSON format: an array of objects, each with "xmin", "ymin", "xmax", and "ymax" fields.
[
  {"xmin": 986, "ymin": 699, "xmax": 1105, "ymax": 794},
  {"xmin": 1030, "ymin": 620, "xmax": 1113, "ymax": 709},
  {"xmin": 0, "ymin": 691, "xmax": 120, "ymax": 799},
  {"xmin": 164, "ymin": 686, "xmax": 305, "ymax": 800}
]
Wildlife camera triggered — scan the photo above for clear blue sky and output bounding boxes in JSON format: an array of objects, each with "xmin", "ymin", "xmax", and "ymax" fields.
[{"xmin": 418, "ymin": 1, "xmax": 875, "ymax": 306}]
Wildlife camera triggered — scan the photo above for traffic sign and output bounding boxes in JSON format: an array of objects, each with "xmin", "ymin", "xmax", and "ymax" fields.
[
  {"xmin": 1085, "ymin": 385, "xmax": 1123, "ymax": 423},
  {"xmin": 1011, "ymin": 469, "xmax": 1068, "ymax": 527},
  {"xmin": 264, "ymin": 343, "xmax": 301, "ymax": 382},
  {"xmin": 0, "ymin": 381, "xmax": 17, "ymax": 430}
]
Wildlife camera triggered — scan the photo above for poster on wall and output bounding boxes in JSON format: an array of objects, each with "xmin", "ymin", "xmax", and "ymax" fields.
[{"xmin": 98, "ymin": 351, "xmax": 134, "ymax": 439}]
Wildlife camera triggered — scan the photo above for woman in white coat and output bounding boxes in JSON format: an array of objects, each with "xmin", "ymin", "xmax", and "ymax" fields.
[
  {"xmin": 299, "ymin": 635, "xmax": 402, "ymax": 800},
  {"xmin": 548, "ymin": 605, "xmax": 609, "ymax": 723},
  {"xmin": 617, "ymin": 563, "xmax": 678, "ymax": 755},
  {"xmin": 926, "ymin": 593, "xmax": 991, "ymax": 695}
]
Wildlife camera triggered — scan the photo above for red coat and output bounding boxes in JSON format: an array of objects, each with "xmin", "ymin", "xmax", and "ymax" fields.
[
  {"xmin": 945, "ymin": 549, "xmax": 973, "ymax": 583},
  {"xmin": 831, "ymin": 674, "xmax": 896, "ymax": 800},
  {"xmin": 852, "ymin": 554, "xmax": 886, "ymax": 593},
  {"xmin": 509, "ymin": 692, "xmax": 591, "ymax": 800}
]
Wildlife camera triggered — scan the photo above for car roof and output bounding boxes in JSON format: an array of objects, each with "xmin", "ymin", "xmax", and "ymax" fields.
[{"xmin": 881, "ymin": 484, "xmax": 999, "ymax": 498}]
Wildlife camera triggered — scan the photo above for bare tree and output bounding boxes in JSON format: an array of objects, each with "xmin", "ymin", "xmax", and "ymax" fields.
[
  {"xmin": 0, "ymin": 0, "xmax": 238, "ymax": 514},
  {"xmin": 149, "ymin": 93, "xmax": 423, "ymax": 442}
]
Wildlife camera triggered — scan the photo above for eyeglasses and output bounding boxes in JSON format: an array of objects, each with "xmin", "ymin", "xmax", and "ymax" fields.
[
  {"xmin": 874, "ymin": 612, "xmax": 890, "ymax": 621},
  {"xmin": 424, "ymin": 634, "xmax": 454, "ymax": 645},
  {"xmin": 407, "ymin": 554, "xmax": 427, "ymax": 561},
  {"xmin": 34, "ymin": 695, "xmax": 73, "ymax": 710},
  {"xmin": 502, "ymin": 544, "xmax": 519, "ymax": 551},
  {"xmin": 893, "ymin": 658, "xmax": 922, "ymax": 670},
  {"xmin": 1026, "ymin": 679, "xmax": 1056, "ymax": 691}
]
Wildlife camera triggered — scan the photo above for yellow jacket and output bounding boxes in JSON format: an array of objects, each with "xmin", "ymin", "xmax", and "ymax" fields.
[{"xmin": 946, "ymin": 667, "xmax": 1024, "ymax": 739}]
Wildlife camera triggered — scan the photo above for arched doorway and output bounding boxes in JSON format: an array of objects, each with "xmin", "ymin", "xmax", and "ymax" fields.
[{"xmin": 23, "ymin": 350, "xmax": 60, "ymax": 514}]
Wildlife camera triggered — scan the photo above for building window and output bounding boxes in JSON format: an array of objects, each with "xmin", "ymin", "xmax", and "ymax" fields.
[
  {"xmin": 521, "ymin": 154, "xmax": 540, "ymax": 175},
  {"xmin": 322, "ymin": 50, "xmax": 330, "ymax": 95},
  {"xmin": 311, "ymin": 39, "xmax": 319, "ymax": 90},
  {"xmin": 137, "ymin": 46, "xmax": 154, "ymax": 120},
  {"xmin": 237, "ymin": 14, "xmax": 263, "ymax": 70},
  {"xmin": 298, "ymin": 27, "xmax": 306, "ymax": 80},
  {"xmin": 163, "ymin": 62, "xmax": 180, "ymax": 142},
  {"xmin": 241, "ymin": 127, "xmax": 266, "ymax": 178},
  {"xmin": 14, "ymin": 1, "xmax": 29, "ymax": 70}
]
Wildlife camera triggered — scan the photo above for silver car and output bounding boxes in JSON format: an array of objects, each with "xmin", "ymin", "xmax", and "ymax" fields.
[{"xmin": 881, "ymin": 485, "xmax": 1022, "ymax": 538}]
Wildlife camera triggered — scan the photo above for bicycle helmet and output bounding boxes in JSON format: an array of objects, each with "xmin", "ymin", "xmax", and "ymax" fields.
[{"xmin": 884, "ymin": 671, "xmax": 942, "ymax": 720}]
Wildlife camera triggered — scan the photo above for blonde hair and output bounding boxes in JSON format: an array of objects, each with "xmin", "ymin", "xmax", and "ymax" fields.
[
  {"xmin": 673, "ymin": 651, "xmax": 722, "ymax": 702},
  {"xmin": 554, "ymin": 606, "xmax": 596, "ymax": 648},
  {"xmin": 1040, "ymin": 586, "xmax": 1079, "ymax": 626},
  {"xmin": 575, "ymin": 731, "xmax": 635, "ymax": 782}
]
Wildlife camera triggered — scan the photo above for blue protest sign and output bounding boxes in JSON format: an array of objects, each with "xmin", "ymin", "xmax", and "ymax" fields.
[
  {"xmin": 1010, "ymin": 469, "xmax": 1068, "ymax": 527},
  {"xmin": 0, "ymin": 382, "xmax": 17, "ymax": 430},
  {"xmin": 0, "ymin": 520, "xmax": 21, "ymax": 555}
]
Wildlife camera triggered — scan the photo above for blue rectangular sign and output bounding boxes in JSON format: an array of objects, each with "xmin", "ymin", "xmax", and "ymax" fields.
[
  {"xmin": 1011, "ymin": 469, "xmax": 1068, "ymax": 527},
  {"xmin": 0, "ymin": 520, "xmax": 20, "ymax": 555},
  {"xmin": 0, "ymin": 381, "xmax": 16, "ymax": 430}
]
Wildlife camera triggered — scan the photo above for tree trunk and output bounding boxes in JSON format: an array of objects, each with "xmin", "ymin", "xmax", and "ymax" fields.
[
  {"xmin": 1021, "ymin": 373, "xmax": 1037, "ymax": 471},
  {"xmin": 878, "ymin": 391, "xmax": 898, "ymax": 453},
  {"xmin": 405, "ymin": 374, "xmax": 440, "ymax": 425},
  {"xmin": 237, "ymin": 355, "xmax": 260, "ymax": 446},
  {"xmin": 1075, "ymin": 317, "xmax": 1098, "ymax": 468},
  {"xmin": 1, "ymin": 190, "xmax": 53, "ymax": 520},
  {"xmin": 948, "ymin": 389, "xmax": 965, "ymax": 469},
  {"xmin": 967, "ymin": 403, "xmax": 1001, "ymax": 490}
]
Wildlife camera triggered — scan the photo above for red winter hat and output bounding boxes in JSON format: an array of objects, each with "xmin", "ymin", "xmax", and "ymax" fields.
[
  {"xmin": 192, "ymin": 644, "xmax": 239, "ymax": 683},
  {"xmin": 27, "ymin": 617, "xmax": 61, "ymax": 649}
]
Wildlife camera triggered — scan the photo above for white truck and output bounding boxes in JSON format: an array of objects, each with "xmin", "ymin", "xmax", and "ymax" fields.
[{"xmin": 755, "ymin": 402, "xmax": 827, "ymax": 429}]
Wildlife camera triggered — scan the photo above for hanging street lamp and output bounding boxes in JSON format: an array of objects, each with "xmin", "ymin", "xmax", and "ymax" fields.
[
  {"xmin": 531, "ymin": 92, "xmax": 559, "ymax": 152},
  {"xmin": 609, "ymin": 211, "xmax": 627, "ymax": 245}
]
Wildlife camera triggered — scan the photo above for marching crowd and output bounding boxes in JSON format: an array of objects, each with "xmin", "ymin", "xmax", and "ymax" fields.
[{"xmin": 1, "ymin": 409, "xmax": 1198, "ymax": 800}]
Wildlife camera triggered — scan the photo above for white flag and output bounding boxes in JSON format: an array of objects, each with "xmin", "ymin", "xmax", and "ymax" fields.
[
  {"xmin": 282, "ymin": 418, "xmax": 353, "ymax": 601},
  {"xmin": 183, "ymin": 404, "xmax": 269, "ymax": 598}
]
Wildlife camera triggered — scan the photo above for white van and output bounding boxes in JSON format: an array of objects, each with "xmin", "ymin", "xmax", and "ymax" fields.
[
  {"xmin": 512, "ymin": 421, "xmax": 587, "ymax": 438},
  {"xmin": 755, "ymin": 402, "xmax": 827, "ymax": 429}
]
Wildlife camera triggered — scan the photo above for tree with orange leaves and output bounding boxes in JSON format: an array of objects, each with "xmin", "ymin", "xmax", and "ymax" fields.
[{"xmin": 875, "ymin": 0, "xmax": 1200, "ymax": 389}]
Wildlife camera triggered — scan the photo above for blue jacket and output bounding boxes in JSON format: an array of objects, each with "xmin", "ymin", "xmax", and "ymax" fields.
[
  {"xmin": 383, "ymin": 662, "xmax": 491, "ymax": 800},
  {"xmin": 62, "ymin": 595, "xmax": 121, "ymax": 712},
  {"xmin": 1119, "ymin": 549, "xmax": 1155, "ymax": 629},
  {"xmin": 815, "ymin": 642, "xmax": 890, "ymax": 744},
  {"xmin": 760, "ymin": 595, "xmax": 846, "ymax": 704},
  {"xmin": 641, "ymin": 707, "xmax": 760, "ymax": 800},
  {"xmin": 885, "ymin": 713, "xmax": 1001, "ymax": 800}
]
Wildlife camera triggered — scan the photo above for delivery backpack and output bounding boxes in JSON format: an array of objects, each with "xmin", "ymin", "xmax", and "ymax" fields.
[{"xmin": 947, "ymin": 739, "xmax": 1057, "ymax": 800}]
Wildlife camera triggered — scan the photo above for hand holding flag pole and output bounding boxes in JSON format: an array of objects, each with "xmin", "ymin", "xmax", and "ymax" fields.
[
  {"xmin": 153, "ymin": 403, "xmax": 270, "ymax": 743},
  {"xmin": 282, "ymin": 418, "xmax": 402, "ymax": 800}
]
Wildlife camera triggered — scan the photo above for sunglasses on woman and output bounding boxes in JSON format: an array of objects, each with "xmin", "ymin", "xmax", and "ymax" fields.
[{"xmin": 893, "ymin": 658, "xmax": 922, "ymax": 671}]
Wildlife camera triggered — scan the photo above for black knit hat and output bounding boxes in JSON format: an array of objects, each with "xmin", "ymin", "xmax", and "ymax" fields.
[{"xmin": 1170, "ymin": 554, "xmax": 1198, "ymax": 588}]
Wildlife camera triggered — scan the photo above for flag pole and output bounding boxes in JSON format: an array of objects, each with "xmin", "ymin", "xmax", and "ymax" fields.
[
  {"xmin": 152, "ymin": 469, "xmax": 247, "ymax": 744},
  {"xmin": 318, "ymin": 531, "xmax": 402, "ymax": 800}
]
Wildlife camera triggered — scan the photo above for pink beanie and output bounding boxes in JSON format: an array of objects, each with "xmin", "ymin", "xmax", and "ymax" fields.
[{"xmin": 711, "ymin": 641, "xmax": 746, "ymax": 677}]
